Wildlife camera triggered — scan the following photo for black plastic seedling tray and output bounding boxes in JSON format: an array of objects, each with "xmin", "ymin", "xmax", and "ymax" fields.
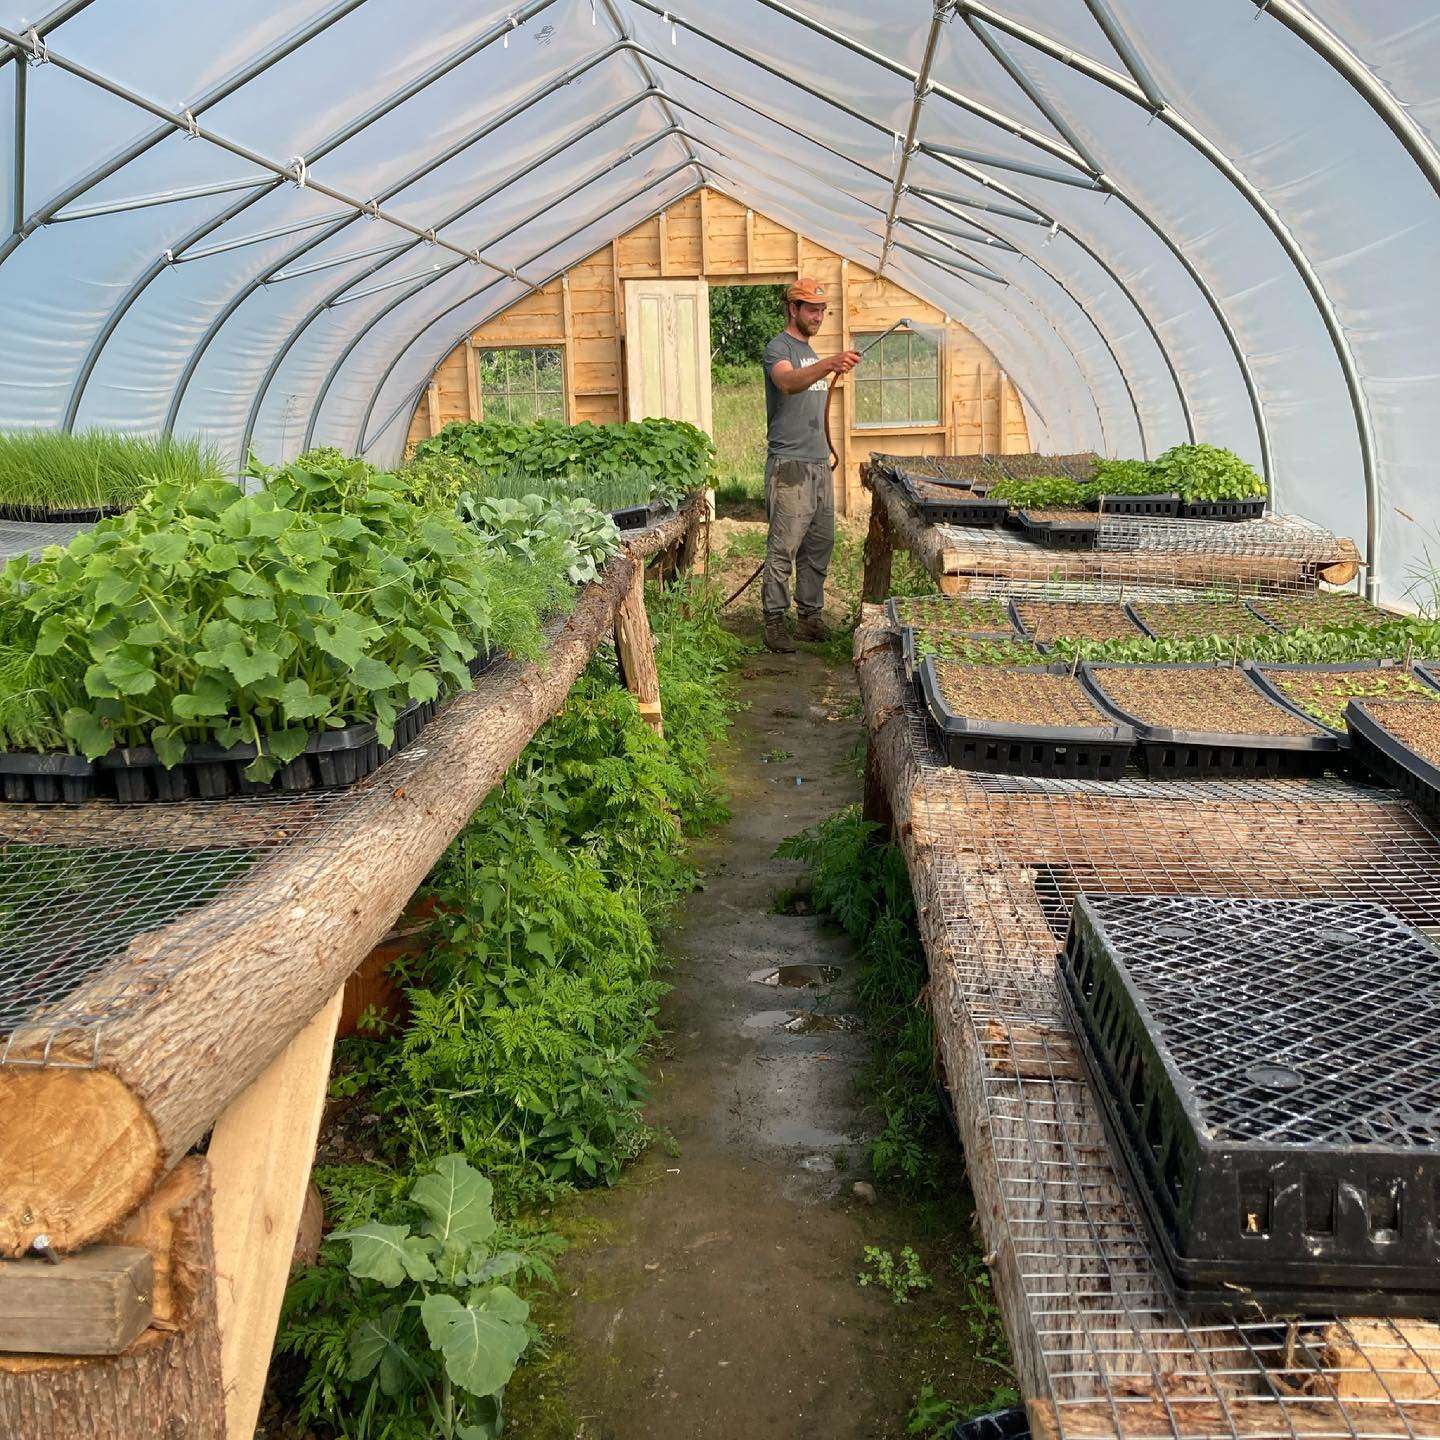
[
  {"xmin": 1014, "ymin": 508, "xmax": 1098, "ymax": 549},
  {"xmin": 1345, "ymin": 698, "xmax": 1440, "ymax": 817},
  {"xmin": 900, "ymin": 475, "xmax": 1010, "ymax": 527},
  {"xmin": 610, "ymin": 499, "xmax": 675, "ymax": 531},
  {"xmin": 0, "ymin": 502, "xmax": 127, "ymax": 524},
  {"xmin": 0, "ymin": 750, "xmax": 97, "ymax": 803},
  {"xmin": 1178, "ymin": 497, "xmax": 1267, "ymax": 521},
  {"xmin": 1061, "ymin": 893, "xmax": 1440, "ymax": 1316},
  {"xmin": 1244, "ymin": 660, "xmax": 1421, "ymax": 743},
  {"xmin": 897, "ymin": 627, "xmax": 1029, "ymax": 684},
  {"xmin": 1080, "ymin": 662, "xmax": 1342, "ymax": 778},
  {"xmin": 918, "ymin": 657, "xmax": 1134, "ymax": 778},
  {"xmin": 1087, "ymin": 493, "xmax": 1181, "ymax": 517}
]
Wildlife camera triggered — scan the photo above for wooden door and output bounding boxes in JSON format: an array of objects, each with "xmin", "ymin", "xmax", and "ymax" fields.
[{"xmin": 623, "ymin": 279, "xmax": 712, "ymax": 434}]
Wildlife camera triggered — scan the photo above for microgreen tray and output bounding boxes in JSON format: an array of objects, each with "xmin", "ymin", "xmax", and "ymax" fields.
[
  {"xmin": 1080, "ymin": 662, "xmax": 1342, "ymax": 778},
  {"xmin": 1344, "ymin": 698, "xmax": 1440, "ymax": 818},
  {"xmin": 918, "ymin": 657, "xmax": 1135, "ymax": 779},
  {"xmin": 0, "ymin": 502, "xmax": 128, "ymax": 524},
  {"xmin": 1061, "ymin": 893, "xmax": 1440, "ymax": 1316},
  {"xmin": 1086, "ymin": 493, "xmax": 1181, "ymax": 517},
  {"xmin": 1246, "ymin": 660, "xmax": 1427, "ymax": 742},
  {"xmin": 1014, "ymin": 508, "xmax": 1098, "ymax": 549},
  {"xmin": 900, "ymin": 475, "xmax": 1010, "ymax": 527}
]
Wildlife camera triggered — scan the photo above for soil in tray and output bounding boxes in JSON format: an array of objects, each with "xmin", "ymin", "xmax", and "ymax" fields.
[
  {"xmin": 890, "ymin": 595, "xmax": 1011, "ymax": 632},
  {"xmin": 915, "ymin": 634, "xmax": 1038, "ymax": 666},
  {"xmin": 934, "ymin": 662, "xmax": 1112, "ymax": 727},
  {"xmin": 1016, "ymin": 507, "xmax": 1092, "ymax": 523},
  {"xmin": 997, "ymin": 453, "xmax": 1097, "ymax": 482},
  {"xmin": 1014, "ymin": 600, "xmax": 1140, "ymax": 644},
  {"xmin": 1095, "ymin": 667, "xmax": 1326, "ymax": 737},
  {"xmin": 1359, "ymin": 698, "xmax": 1440, "ymax": 766},
  {"xmin": 1252, "ymin": 592, "xmax": 1387, "ymax": 630},
  {"xmin": 1130, "ymin": 600, "xmax": 1273, "ymax": 640},
  {"xmin": 1263, "ymin": 667, "xmax": 1437, "ymax": 732}
]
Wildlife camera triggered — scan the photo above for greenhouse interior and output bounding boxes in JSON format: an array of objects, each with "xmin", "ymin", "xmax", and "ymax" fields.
[{"xmin": 1, "ymin": 2, "xmax": 1439, "ymax": 1438}]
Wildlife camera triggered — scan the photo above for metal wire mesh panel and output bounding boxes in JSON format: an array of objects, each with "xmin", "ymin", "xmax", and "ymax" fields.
[
  {"xmin": 1095, "ymin": 512, "xmax": 1342, "ymax": 561},
  {"xmin": 0, "ymin": 519, "xmax": 94, "ymax": 561}
]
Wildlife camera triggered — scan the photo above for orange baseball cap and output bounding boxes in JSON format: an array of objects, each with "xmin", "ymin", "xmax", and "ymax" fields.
[{"xmin": 786, "ymin": 275, "xmax": 828, "ymax": 304}]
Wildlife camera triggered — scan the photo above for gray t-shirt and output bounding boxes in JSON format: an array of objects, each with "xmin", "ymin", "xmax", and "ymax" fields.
[{"xmin": 763, "ymin": 331, "xmax": 829, "ymax": 461}]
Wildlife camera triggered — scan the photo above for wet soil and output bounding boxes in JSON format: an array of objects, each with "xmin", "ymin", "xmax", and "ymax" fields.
[
  {"xmin": 1251, "ymin": 593, "xmax": 1387, "ymax": 630},
  {"xmin": 1013, "ymin": 599, "xmax": 1142, "ymax": 644},
  {"xmin": 1361, "ymin": 697, "xmax": 1440, "ymax": 764},
  {"xmin": 1131, "ymin": 600, "xmax": 1274, "ymax": 640},
  {"xmin": 934, "ymin": 661, "xmax": 1111, "ymax": 727},
  {"xmin": 888, "ymin": 594, "xmax": 1012, "ymax": 633},
  {"xmin": 1265, "ymin": 667, "xmax": 1437, "ymax": 731},
  {"xmin": 505, "ymin": 622, "xmax": 998, "ymax": 1438},
  {"xmin": 1094, "ymin": 666, "xmax": 1325, "ymax": 736}
]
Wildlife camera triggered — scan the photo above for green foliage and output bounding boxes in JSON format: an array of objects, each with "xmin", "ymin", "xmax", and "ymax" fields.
[
  {"xmin": 0, "ymin": 455, "xmax": 564, "ymax": 774},
  {"xmin": 778, "ymin": 808, "xmax": 942, "ymax": 1189},
  {"xmin": 394, "ymin": 451, "xmax": 474, "ymax": 513},
  {"xmin": 913, "ymin": 635, "xmax": 1038, "ymax": 666},
  {"xmin": 459, "ymin": 493, "xmax": 621, "ymax": 585},
  {"xmin": 284, "ymin": 1153, "xmax": 558, "ymax": 1438},
  {"xmin": 1091, "ymin": 457, "xmax": 1166, "ymax": 495},
  {"xmin": 414, "ymin": 418, "xmax": 714, "ymax": 510},
  {"xmin": 1150, "ymin": 443, "xmax": 1266, "ymax": 502},
  {"xmin": 0, "ymin": 428, "xmax": 223, "ymax": 514},
  {"xmin": 987, "ymin": 475, "xmax": 1088, "ymax": 508},
  {"xmin": 858, "ymin": 1245, "xmax": 932, "ymax": 1305},
  {"xmin": 710, "ymin": 283, "xmax": 786, "ymax": 366}
]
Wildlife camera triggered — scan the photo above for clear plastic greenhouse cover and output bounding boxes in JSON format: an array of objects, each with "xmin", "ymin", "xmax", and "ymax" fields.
[{"xmin": 0, "ymin": 0, "xmax": 1436, "ymax": 606}]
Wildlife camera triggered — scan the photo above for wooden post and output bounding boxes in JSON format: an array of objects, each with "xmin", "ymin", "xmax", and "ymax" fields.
[
  {"xmin": 425, "ymin": 380, "xmax": 441, "ymax": 438},
  {"xmin": 614, "ymin": 565, "xmax": 663, "ymax": 735},
  {"xmin": 463, "ymin": 339, "xmax": 481, "ymax": 422},
  {"xmin": 699, "ymin": 187, "xmax": 710, "ymax": 276},
  {"xmin": 0, "ymin": 1159, "xmax": 224, "ymax": 1440},
  {"xmin": 560, "ymin": 275, "xmax": 576, "ymax": 424},
  {"xmin": 744, "ymin": 208, "xmax": 755, "ymax": 272},
  {"xmin": 208, "ymin": 987, "xmax": 344, "ymax": 1440},
  {"xmin": 658, "ymin": 207, "xmax": 670, "ymax": 277},
  {"xmin": 861, "ymin": 472, "xmax": 896, "ymax": 603}
]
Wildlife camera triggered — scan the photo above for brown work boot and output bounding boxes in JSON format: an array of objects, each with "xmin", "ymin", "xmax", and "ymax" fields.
[
  {"xmin": 795, "ymin": 615, "xmax": 832, "ymax": 643},
  {"xmin": 763, "ymin": 617, "xmax": 796, "ymax": 654}
]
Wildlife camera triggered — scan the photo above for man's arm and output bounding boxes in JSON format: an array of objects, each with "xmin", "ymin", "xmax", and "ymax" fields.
[{"xmin": 770, "ymin": 350, "xmax": 862, "ymax": 395}]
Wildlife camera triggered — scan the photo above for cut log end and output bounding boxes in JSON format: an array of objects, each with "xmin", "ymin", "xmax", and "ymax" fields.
[{"xmin": 0, "ymin": 1067, "xmax": 160, "ymax": 1258}]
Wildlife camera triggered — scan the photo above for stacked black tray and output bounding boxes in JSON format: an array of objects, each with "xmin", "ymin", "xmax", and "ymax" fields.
[
  {"xmin": 899, "ymin": 473, "xmax": 1010, "ymax": 527},
  {"xmin": 1061, "ymin": 893, "xmax": 1440, "ymax": 1315},
  {"xmin": 611, "ymin": 498, "xmax": 676, "ymax": 531},
  {"xmin": 1014, "ymin": 509, "xmax": 1098, "ymax": 549}
]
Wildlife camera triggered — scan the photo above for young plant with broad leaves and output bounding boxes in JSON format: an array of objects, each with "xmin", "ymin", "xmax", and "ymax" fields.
[
  {"xmin": 334, "ymin": 1154, "xmax": 534, "ymax": 1439},
  {"xmin": 459, "ymin": 492, "xmax": 621, "ymax": 585}
]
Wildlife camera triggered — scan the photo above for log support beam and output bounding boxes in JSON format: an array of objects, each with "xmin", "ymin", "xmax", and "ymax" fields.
[{"xmin": 615, "ymin": 563, "xmax": 663, "ymax": 735}]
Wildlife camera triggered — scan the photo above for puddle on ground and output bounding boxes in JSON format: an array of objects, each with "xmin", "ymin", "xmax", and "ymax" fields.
[
  {"xmin": 750, "ymin": 963, "xmax": 841, "ymax": 989},
  {"xmin": 743, "ymin": 1008, "xmax": 859, "ymax": 1035}
]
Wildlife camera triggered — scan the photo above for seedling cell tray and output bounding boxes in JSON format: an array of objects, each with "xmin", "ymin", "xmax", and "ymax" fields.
[
  {"xmin": 1246, "ymin": 660, "xmax": 1433, "ymax": 742},
  {"xmin": 1014, "ymin": 508, "xmax": 1098, "ymax": 549},
  {"xmin": 610, "ymin": 499, "xmax": 675, "ymax": 531},
  {"xmin": 1061, "ymin": 893, "xmax": 1440, "ymax": 1315},
  {"xmin": 1080, "ymin": 662, "xmax": 1341, "ymax": 779},
  {"xmin": 0, "ymin": 502, "xmax": 127, "ymax": 523},
  {"xmin": 900, "ymin": 476, "xmax": 1009, "ymax": 527},
  {"xmin": 0, "ymin": 751, "xmax": 97, "ymax": 803},
  {"xmin": 918, "ymin": 657, "xmax": 1135, "ymax": 779},
  {"xmin": 1086, "ymin": 493, "xmax": 1181, "ymax": 517},
  {"xmin": 1345, "ymin": 698, "xmax": 1440, "ymax": 817},
  {"xmin": 897, "ymin": 627, "xmax": 1026, "ymax": 684},
  {"xmin": 1178, "ymin": 497, "xmax": 1267, "ymax": 521}
]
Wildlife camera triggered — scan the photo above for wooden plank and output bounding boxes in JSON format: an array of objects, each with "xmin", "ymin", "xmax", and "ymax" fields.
[
  {"xmin": 424, "ymin": 381, "xmax": 440, "ymax": 439},
  {"xmin": 208, "ymin": 986, "xmax": 343, "ymax": 1440},
  {"xmin": 745, "ymin": 208, "xmax": 755, "ymax": 272},
  {"xmin": 463, "ymin": 340, "xmax": 480, "ymax": 422},
  {"xmin": 699, "ymin": 186, "xmax": 710, "ymax": 274},
  {"xmin": 561, "ymin": 274, "xmax": 576, "ymax": 425},
  {"xmin": 0, "ymin": 1247, "xmax": 152, "ymax": 1356},
  {"xmin": 658, "ymin": 207, "xmax": 670, "ymax": 278},
  {"xmin": 614, "ymin": 564, "xmax": 663, "ymax": 734}
]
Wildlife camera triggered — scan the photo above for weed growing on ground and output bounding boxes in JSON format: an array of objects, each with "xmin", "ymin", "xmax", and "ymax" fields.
[{"xmin": 858, "ymin": 1244, "xmax": 933, "ymax": 1304}]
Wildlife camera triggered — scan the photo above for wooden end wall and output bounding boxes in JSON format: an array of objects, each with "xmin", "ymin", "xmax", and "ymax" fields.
[{"xmin": 406, "ymin": 188, "xmax": 1028, "ymax": 514}]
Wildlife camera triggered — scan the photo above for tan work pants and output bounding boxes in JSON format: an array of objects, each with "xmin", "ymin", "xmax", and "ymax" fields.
[{"xmin": 762, "ymin": 455, "xmax": 835, "ymax": 620}]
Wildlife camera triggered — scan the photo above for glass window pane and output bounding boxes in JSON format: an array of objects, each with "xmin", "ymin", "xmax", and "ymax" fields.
[
  {"xmin": 911, "ymin": 378, "xmax": 940, "ymax": 425},
  {"xmin": 855, "ymin": 380, "xmax": 882, "ymax": 425},
  {"xmin": 881, "ymin": 333, "xmax": 909, "ymax": 369},
  {"xmin": 537, "ymin": 349, "xmax": 563, "ymax": 390},
  {"xmin": 881, "ymin": 380, "xmax": 910, "ymax": 424},
  {"xmin": 911, "ymin": 333, "xmax": 939, "ymax": 379},
  {"xmin": 540, "ymin": 393, "xmax": 565, "ymax": 420}
]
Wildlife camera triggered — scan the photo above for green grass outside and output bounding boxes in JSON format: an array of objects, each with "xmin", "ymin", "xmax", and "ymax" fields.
[{"xmin": 712, "ymin": 362, "xmax": 766, "ymax": 509}]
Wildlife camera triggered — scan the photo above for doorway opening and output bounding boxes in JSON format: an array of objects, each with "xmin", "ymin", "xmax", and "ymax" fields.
[{"xmin": 709, "ymin": 282, "xmax": 785, "ymax": 519}]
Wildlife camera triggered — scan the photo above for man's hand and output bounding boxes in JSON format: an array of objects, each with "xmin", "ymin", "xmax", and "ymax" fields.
[
  {"xmin": 770, "ymin": 350, "xmax": 864, "ymax": 393},
  {"xmin": 828, "ymin": 349, "xmax": 862, "ymax": 376}
]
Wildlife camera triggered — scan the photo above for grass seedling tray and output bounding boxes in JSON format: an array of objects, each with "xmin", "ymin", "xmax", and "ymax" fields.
[
  {"xmin": 1014, "ymin": 508, "xmax": 1098, "ymax": 549},
  {"xmin": 1345, "ymin": 697, "xmax": 1440, "ymax": 817},
  {"xmin": 901, "ymin": 475, "xmax": 1010, "ymax": 527},
  {"xmin": 918, "ymin": 657, "xmax": 1134, "ymax": 778},
  {"xmin": 1080, "ymin": 662, "xmax": 1340, "ymax": 778},
  {"xmin": 1125, "ymin": 598, "xmax": 1276, "ymax": 641},
  {"xmin": 1010, "ymin": 599, "xmax": 1146, "ymax": 648},
  {"xmin": 1248, "ymin": 661, "xmax": 1436, "ymax": 739},
  {"xmin": 1087, "ymin": 493, "xmax": 1181, "ymax": 517},
  {"xmin": 1060, "ymin": 893, "xmax": 1440, "ymax": 1316},
  {"xmin": 1178, "ymin": 497, "xmax": 1267, "ymax": 521},
  {"xmin": 610, "ymin": 498, "xmax": 675, "ymax": 531},
  {"xmin": 0, "ymin": 502, "xmax": 127, "ymax": 524}
]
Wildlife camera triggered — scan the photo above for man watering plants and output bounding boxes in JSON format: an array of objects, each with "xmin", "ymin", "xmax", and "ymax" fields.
[{"xmin": 759, "ymin": 276, "xmax": 861, "ymax": 654}]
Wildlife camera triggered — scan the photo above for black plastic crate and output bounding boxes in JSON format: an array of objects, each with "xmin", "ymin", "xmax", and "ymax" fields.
[
  {"xmin": 1080, "ymin": 662, "xmax": 1341, "ymax": 779},
  {"xmin": 1178, "ymin": 497, "xmax": 1267, "ymax": 521},
  {"xmin": 610, "ymin": 498, "xmax": 675, "ymax": 531},
  {"xmin": 1061, "ymin": 893, "xmax": 1440, "ymax": 1316},
  {"xmin": 1345, "ymin": 698, "xmax": 1440, "ymax": 818},
  {"xmin": 1087, "ymin": 493, "xmax": 1181, "ymax": 517},
  {"xmin": 1014, "ymin": 508, "xmax": 1098, "ymax": 549},
  {"xmin": 918, "ymin": 657, "xmax": 1134, "ymax": 779},
  {"xmin": 0, "ymin": 751, "xmax": 97, "ymax": 803}
]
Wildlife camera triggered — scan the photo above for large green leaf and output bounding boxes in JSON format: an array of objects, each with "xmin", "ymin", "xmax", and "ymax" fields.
[
  {"xmin": 334, "ymin": 1221, "xmax": 437, "ymax": 1286},
  {"xmin": 411, "ymin": 1153, "xmax": 497, "ymax": 1247},
  {"xmin": 345, "ymin": 1305, "xmax": 413, "ymax": 1396},
  {"xmin": 418, "ymin": 1289, "xmax": 528, "ymax": 1399}
]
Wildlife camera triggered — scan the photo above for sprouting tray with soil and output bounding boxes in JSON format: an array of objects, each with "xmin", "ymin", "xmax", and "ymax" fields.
[
  {"xmin": 887, "ymin": 595, "xmax": 1014, "ymax": 634},
  {"xmin": 931, "ymin": 663, "xmax": 1112, "ymax": 727},
  {"xmin": 1128, "ymin": 599, "xmax": 1274, "ymax": 640},
  {"xmin": 912, "ymin": 634, "xmax": 1038, "ymax": 667},
  {"xmin": 1086, "ymin": 666, "xmax": 1327, "ymax": 738},
  {"xmin": 1352, "ymin": 699, "xmax": 1440, "ymax": 767},
  {"xmin": 1012, "ymin": 600, "xmax": 1144, "ymax": 645},
  {"xmin": 1257, "ymin": 665, "xmax": 1437, "ymax": 732},
  {"xmin": 1249, "ymin": 592, "xmax": 1387, "ymax": 631}
]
